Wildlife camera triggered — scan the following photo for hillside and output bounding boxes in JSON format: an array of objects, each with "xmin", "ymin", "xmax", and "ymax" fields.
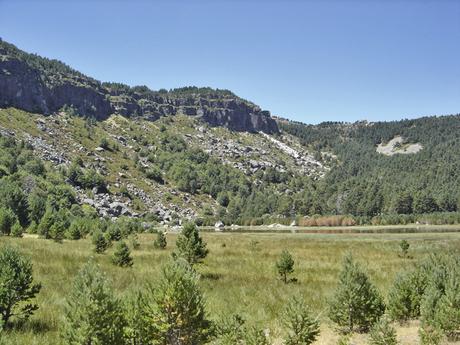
[
  {"xmin": 0, "ymin": 39, "xmax": 278, "ymax": 133},
  {"xmin": 0, "ymin": 39, "xmax": 459, "ymax": 227}
]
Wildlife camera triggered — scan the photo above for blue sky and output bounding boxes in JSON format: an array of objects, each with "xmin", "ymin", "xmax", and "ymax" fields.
[{"xmin": 1, "ymin": 0, "xmax": 459, "ymax": 124}]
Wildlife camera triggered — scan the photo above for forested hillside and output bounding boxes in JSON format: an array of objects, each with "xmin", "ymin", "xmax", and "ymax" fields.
[
  {"xmin": 0, "ymin": 39, "xmax": 459, "ymax": 230},
  {"xmin": 279, "ymin": 116, "xmax": 460, "ymax": 222}
]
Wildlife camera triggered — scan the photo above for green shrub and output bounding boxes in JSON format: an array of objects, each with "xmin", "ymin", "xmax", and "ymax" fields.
[
  {"xmin": 328, "ymin": 254, "xmax": 385, "ymax": 333},
  {"xmin": 276, "ymin": 249, "xmax": 295, "ymax": 283},
  {"xmin": 10, "ymin": 221, "xmax": 23, "ymax": 238},
  {"xmin": 143, "ymin": 259, "xmax": 212, "ymax": 345},
  {"xmin": 145, "ymin": 166, "xmax": 163, "ymax": 183},
  {"xmin": 61, "ymin": 261, "xmax": 126, "ymax": 344},
  {"xmin": 0, "ymin": 207, "xmax": 17, "ymax": 235},
  {"xmin": 369, "ymin": 316, "xmax": 398, "ymax": 345},
  {"xmin": 153, "ymin": 231, "xmax": 167, "ymax": 249},
  {"xmin": 387, "ymin": 269, "xmax": 426, "ymax": 322},
  {"xmin": 399, "ymin": 240, "xmax": 410, "ymax": 258},
  {"xmin": 282, "ymin": 296, "xmax": 320, "ymax": 345},
  {"xmin": 130, "ymin": 233, "xmax": 140, "ymax": 250},
  {"xmin": 92, "ymin": 230, "xmax": 109, "ymax": 254},
  {"xmin": 112, "ymin": 241, "xmax": 133, "ymax": 267},
  {"xmin": 174, "ymin": 223, "xmax": 208, "ymax": 266},
  {"xmin": 0, "ymin": 246, "xmax": 41, "ymax": 327}
]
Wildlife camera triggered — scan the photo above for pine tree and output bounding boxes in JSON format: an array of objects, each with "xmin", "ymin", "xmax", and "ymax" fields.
[
  {"xmin": 387, "ymin": 269, "xmax": 425, "ymax": 322},
  {"xmin": 399, "ymin": 240, "xmax": 410, "ymax": 258},
  {"xmin": 124, "ymin": 291, "xmax": 154, "ymax": 345},
  {"xmin": 67, "ymin": 222, "xmax": 82, "ymax": 240},
  {"xmin": 244, "ymin": 326, "xmax": 270, "ymax": 345},
  {"xmin": 369, "ymin": 317, "xmax": 398, "ymax": 345},
  {"xmin": 175, "ymin": 223, "xmax": 208, "ymax": 266},
  {"xmin": 10, "ymin": 221, "xmax": 23, "ymax": 238},
  {"xmin": 37, "ymin": 209, "xmax": 54, "ymax": 239},
  {"xmin": 112, "ymin": 241, "xmax": 133, "ymax": 267},
  {"xmin": 328, "ymin": 254, "xmax": 385, "ymax": 333},
  {"xmin": 282, "ymin": 296, "xmax": 320, "ymax": 345},
  {"xmin": 130, "ymin": 233, "xmax": 140, "ymax": 250},
  {"xmin": 50, "ymin": 222, "xmax": 65, "ymax": 243},
  {"xmin": 0, "ymin": 207, "xmax": 17, "ymax": 236},
  {"xmin": 0, "ymin": 246, "xmax": 41, "ymax": 327},
  {"xmin": 276, "ymin": 249, "xmax": 295, "ymax": 283},
  {"xmin": 61, "ymin": 261, "xmax": 126, "ymax": 344},
  {"xmin": 153, "ymin": 231, "xmax": 167, "ymax": 249},
  {"xmin": 144, "ymin": 259, "xmax": 212, "ymax": 345},
  {"xmin": 92, "ymin": 230, "xmax": 109, "ymax": 254}
]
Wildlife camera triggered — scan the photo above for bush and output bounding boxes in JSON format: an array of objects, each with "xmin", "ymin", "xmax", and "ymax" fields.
[
  {"xmin": 61, "ymin": 261, "xmax": 126, "ymax": 344},
  {"xmin": 92, "ymin": 230, "xmax": 109, "ymax": 254},
  {"xmin": 399, "ymin": 240, "xmax": 410, "ymax": 258},
  {"xmin": 99, "ymin": 137, "xmax": 110, "ymax": 150},
  {"xmin": 387, "ymin": 269, "xmax": 426, "ymax": 322},
  {"xmin": 419, "ymin": 324, "xmax": 443, "ymax": 345},
  {"xmin": 50, "ymin": 222, "xmax": 65, "ymax": 243},
  {"xmin": 433, "ymin": 273, "xmax": 460, "ymax": 341},
  {"xmin": 67, "ymin": 222, "xmax": 81, "ymax": 240},
  {"xmin": 282, "ymin": 296, "xmax": 320, "ymax": 345},
  {"xmin": 369, "ymin": 316, "xmax": 398, "ymax": 345},
  {"xmin": 10, "ymin": 221, "xmax": 23, "ymax": 238},
  {"xmin": 153, "ymin": 231, "xmax": 167, "ymax": 249},
  {"xmin": 213, "ymin": 314, "xmax": 246, "ymax": 344},
  {"xmin": 276, "ymin": 249, "xmax": 295, "ymax": 283},
  {"xmin": 0, "ymin": 246, "xmax": 41, "ymax": 327},
  {"xmin": 37, "ymin": 209, "xmax": 55, "ymax": 239},
  {"xmin": 174, "ymin": 223, "xmax": 208, "ymax": 266},
  {"xmin": 0, "ymin": 207, "xmax": 17, "ymax": 235},
  {"xmin": 145, "ymin": 166, "xmax": 164, "ymax": 184},
  {"xmin": 244, "ymin": 326, "xmax": 270, "ymax": 345},
  {"xmin": 328, "ymin": 254, "xmax": 385, "ymax": 333},
  {"xmin": 144, "ymin": 259, "xmax": 212, "ymax": 344},
  {"xmin": 130, "ymin": 233, "xmax": 140, "ymax": 250},
  {"xmin": 124, "ymin": 291, "xmax": 153, "ymax": 345},
  {"xmin": 112, "ymin": 241, "xmax": 133, "ymax": 267}
]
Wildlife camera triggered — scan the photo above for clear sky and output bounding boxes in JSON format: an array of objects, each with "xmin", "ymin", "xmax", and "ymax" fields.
[{"xmin": 1, "ymin": 0, "xmax": 459, "ymax": 124}]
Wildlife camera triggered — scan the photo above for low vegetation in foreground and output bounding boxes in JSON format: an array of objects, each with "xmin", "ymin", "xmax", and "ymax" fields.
[{"xmin": 1, "ymin": 231, "xmax": 460, "ymax": 345}]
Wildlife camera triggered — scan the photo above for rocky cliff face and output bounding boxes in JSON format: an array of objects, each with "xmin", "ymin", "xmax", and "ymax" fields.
[{"xmin": 0, "ymin": 39, "xmax": 279, "ymax": 133}]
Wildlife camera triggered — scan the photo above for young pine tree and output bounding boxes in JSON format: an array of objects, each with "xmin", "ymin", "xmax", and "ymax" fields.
[
  {"xmin": 144, "ymin": 259, "xmax": 212, "ymax": 345},
  {"xmin": 369, "ymin": 316, "xmax": 398, "ymax": 345},
  {"xmin": 244, "ymin": 326, "xmax": 270, "ymax": 345},
  {"xmin": 130, "ymin": 233, "xmax": 140, "ymax": 250},
  {"xmin": 174, "ymin": 223, "xmax": 208, "ymax": 265},
  {"xmin": 0, "ymin": 246, "xmax": 41, "ymax": 327},
  {"xmin": 10, "ymin": 221, "xmax": 23, "ymax": 238},
  {"xmin": 153, "ymin": 231, "xmax": 167, "ymax": 249},
  {"xmin": 276, "ymin": 249, "xmax": 295, "ymax": 283},
  {"xmin": 399, "ymin": 240, "xmax": 410, "ymax": 258},
  {"xmin": 50, "ymin": 222, "xmax": 65, "ymax": 243},
  {"xmin": 0, "ymin": 207, "xmax": 17, "ymax": 236},
  {"xmin": 124, "ymin": 291, "xmax": 154, "ymax": 345},
  {"xmin": 328, "ymin": 254, "xmax": 385, "ymax": 333},
  {"xmin": 282, "ymin": 296, "xmax": 320, "ymax": 345},
  {"xmin": 387, "ymin": 269, "xmax": 426, "ymax": 322},
  {"xmin": 112, "ymin": 241, "xmax": 133, "ymax": 267},
  {"xmin": 92, "ymin": 230, "xmax": 109, "ymax": 254},
  {"xmin": 61, "ymin": 261, "xmax": 126, "ymax": 345}
]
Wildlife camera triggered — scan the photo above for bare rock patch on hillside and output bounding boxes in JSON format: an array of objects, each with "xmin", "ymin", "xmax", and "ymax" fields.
[{"xmin": 376, "ymin": 136, "xmax": 422, "ymax": 156}]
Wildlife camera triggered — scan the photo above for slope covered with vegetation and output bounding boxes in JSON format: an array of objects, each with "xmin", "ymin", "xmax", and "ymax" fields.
[{"xmin": 279, "ymin": 115, "xmax": 460, "ymax": 223}]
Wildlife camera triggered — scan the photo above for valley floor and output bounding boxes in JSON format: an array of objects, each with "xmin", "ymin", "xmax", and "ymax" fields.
[{"xmin": 1, "ymin": 231, "xmax": 460, "ymax": 344}]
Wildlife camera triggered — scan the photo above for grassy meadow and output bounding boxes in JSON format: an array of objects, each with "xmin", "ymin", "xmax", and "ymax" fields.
[{"xmin": 1, "ymin": 231, "xmax": 460, "ymax": 345}]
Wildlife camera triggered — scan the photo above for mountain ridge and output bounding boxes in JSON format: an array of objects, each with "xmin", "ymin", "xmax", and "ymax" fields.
[
  {"xmin": 0, "ymin": 39, "xmax": 458, "ymax": 226},
  {"xmin": 0, "ymin": 39, "xmax": 278, "ymax": 133}
]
